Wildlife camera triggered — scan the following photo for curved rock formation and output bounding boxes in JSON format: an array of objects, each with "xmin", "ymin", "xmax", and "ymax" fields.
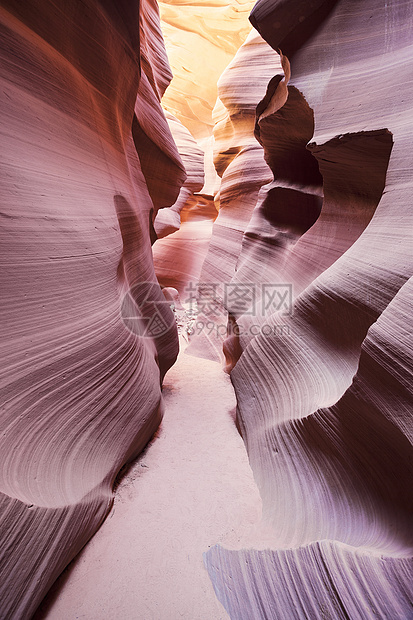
[
  {"xmin": 0, "ymin": 0, "xmax": 184, "ymax": 617},
  {"xmin": 154, "ymin": 111, "xmax": 205, "ymax": 239},
  {"xmin": 207, "ymin": 276, "xmax": 413, "ymax": 618},
  {"xmin": 186, "ymin": 29, "xmax": 282, "ymax": 361},
  {"xmin": 1, "ymin": 0, "xmax": 412, "ymax": 617},
  {"xmin": 204, "ymin": 0, "xmax": 413, "ymax": 616},
  {"xmin": 159, "ymin": 0, "xmax": 256, "ymax": 139},
  {"xmin": 152, "ymin": 111, "xmax": 218, "ymax": 296}
]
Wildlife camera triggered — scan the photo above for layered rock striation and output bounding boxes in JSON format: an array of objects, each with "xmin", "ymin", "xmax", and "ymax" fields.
[
  {"xmin": 0, "ymin": 0, "xmax": 185, "ymax": 617},
  {"xmin": 159, "ymin": 0, "xmax": 256, "ymax": 139},
  {"xmin": 152, "ymin": 110, "xmax": 215, "ymax": 297},
  {"xmin": 1, "ymin": 0, "xmax": 412, "ymax": 618},
  {"xmin": 186, "ymin": 29, "xmax": 282, "ymax": 362},
  {"xmin": 204, "ymin": 0, "xmax": 413, "ymax": 617}
]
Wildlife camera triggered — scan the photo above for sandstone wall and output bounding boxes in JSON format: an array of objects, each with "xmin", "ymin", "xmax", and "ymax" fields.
[
  {"xmin": 204, "ymin": 1, "xmax": 413, "ymax": 617},
  {"xmin": 0, "ymin": 1, "xmax": 184, "ymax": 617}
]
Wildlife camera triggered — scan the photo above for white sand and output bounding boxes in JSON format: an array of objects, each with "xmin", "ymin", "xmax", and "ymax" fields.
[{"xmin": 37, "ymin": 342, "xmax": 262, "ymax": 619}]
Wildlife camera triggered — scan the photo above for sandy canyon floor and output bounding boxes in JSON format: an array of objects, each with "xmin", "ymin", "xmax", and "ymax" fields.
[{"xmin": 35, "ymin": 340, "xmax": 263, "ymax": 619}]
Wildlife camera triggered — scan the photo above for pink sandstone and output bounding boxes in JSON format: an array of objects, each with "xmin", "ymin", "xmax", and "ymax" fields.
[
  {"xmin": 203, "ymin": 0, "xmax": 413, "ymax": 617},
  {"xmin": 0, "ymin": 0, "xmax": 412, "ymax": 618},
  {"xmin": 0, "ymin": 0, "xmax": 183, "ymax": 616}
]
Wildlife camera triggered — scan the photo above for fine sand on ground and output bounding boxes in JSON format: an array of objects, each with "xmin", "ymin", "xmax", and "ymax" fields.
[{"xmin": 35, "ymin": 340, "xmax": 263, "ymax": 619}]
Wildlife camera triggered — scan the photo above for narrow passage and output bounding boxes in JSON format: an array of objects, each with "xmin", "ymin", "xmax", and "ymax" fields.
[{"xmin": 37, "ymin": 342, "xmax": 262, "ymax": 619}]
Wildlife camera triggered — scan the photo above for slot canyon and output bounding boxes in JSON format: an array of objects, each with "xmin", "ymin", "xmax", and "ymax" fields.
[{"xmin": 0, "ymin": 0, "xmax": 412, "ymax": 618}]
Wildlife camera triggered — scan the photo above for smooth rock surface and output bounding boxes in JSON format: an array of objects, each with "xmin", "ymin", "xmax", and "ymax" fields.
[
  {"xmin": 159, "ymin": 0, "xmax": 256, "ymax": 139},
  {"xmin": 154, "ymin": 111, "xmax": 205, "ymax": 239},
  {"xmin": 186, "ymin": 29, "xmax": 282, "ymax": 362},
  {"xmin": 204, "ymin": 0, "xmax": 413, "ymax": 617},
  {"xmin": 0, "ymin": 1, "xmax": 183, "ymax": 617},
  {"xmin": 34, "ymin": 343, "xmax": 262, "ymax": 620},
  {"xmin": 1, "ymin": 0, "xmax": 412, "ymax": 618}
]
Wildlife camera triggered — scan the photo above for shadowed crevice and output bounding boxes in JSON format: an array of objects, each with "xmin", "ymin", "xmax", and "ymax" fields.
[{"xmin": 250, "ymin": 0, "xmax": 340, "ymax": 59}]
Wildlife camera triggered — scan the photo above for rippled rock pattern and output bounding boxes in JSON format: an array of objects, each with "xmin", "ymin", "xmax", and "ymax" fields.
[
  {"xmin": 0, "ymin": 1, "xmax": 184, "ymax": 617},
  {"xmin": 159, "ymin": 0, "xmax": 256, "ymax": 139},
  {"xmin": 186, "ymin": 29, "xmax": 282, "ymax": 362},
  {"xmin": 204, "ymin": 0, "xmax": 413, "ymax": 617},
  {"xmin": 152, "ymin": 111, "xmax": 215, "ymax": 296},
  {"xmin": 2, "ymin": 0, "xmax": 413, "ymax": 617},
  {"xmin": 154, "ymin": 111, "xmax": 205, "ymax": 239}
]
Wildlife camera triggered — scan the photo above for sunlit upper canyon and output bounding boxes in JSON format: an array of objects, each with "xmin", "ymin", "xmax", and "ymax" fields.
[{"xmin": 0, "ymin": 0, "xmax": 412, "ymax": 619}]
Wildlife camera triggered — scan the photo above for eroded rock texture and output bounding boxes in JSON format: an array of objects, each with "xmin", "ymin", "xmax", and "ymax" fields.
[
  {"xmin": 159, "ymin": 0, "xmax": 256, "ymax": 139},
  {"xmin": 0, "ymin": 1, "xmax": 184, "ymax": 617},
  {"xmin": 154, "ymin": 111, "xmax": 205, "ymax": 239},
  {"xmin": 1, "ymin": 0, "xmax": 412, "ymax": 617},
  {"xmin": 152, "ymin": 111, "xmax": 215, "ymax": 296},
  {"xmin": 186, "ymin": 29, "xmax": 282, "ymax": 362},
  {"xmin": 204, "ymin": 0, "xmax": 413, "ymax": 617}
]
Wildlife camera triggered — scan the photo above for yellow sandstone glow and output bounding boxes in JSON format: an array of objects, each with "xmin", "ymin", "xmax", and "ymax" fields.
[{"xmin": 159, "ymin": 0, "xmax": 256, "ymax": 139}]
